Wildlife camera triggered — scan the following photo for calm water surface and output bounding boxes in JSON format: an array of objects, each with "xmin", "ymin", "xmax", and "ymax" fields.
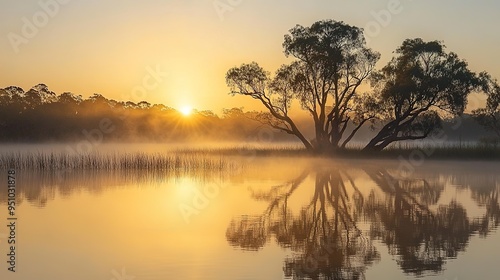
[{"xmin": 0, "ymin": 155, "xmax": 499, "ymax": 280}]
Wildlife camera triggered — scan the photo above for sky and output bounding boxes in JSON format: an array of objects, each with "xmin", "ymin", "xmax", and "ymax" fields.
[{"xmin": 1, "ymin": 0, "xmax": 499, "ymax": 113}]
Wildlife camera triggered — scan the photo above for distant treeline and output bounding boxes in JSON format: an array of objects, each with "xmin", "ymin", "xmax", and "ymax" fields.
[
  {"xmin": 0, "ymin": 84, "xmax": 300, "ymax": 142},
  {"xmin": 0, "ymin": 84, "xmax": 494, "ymax": 144}
]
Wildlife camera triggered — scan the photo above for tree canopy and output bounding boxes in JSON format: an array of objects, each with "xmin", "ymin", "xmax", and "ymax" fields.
[
  {"xmin": 227, "ymin": 20, "xmax": 380, "ymax": 152},
  {"xmin": 473, "ymin": 73, "xmax": 500, "ymax": 138},
  {"xmin": 227, "ymin": 20, "xmax": 491, "ymax": 152},
  {"xmin": 364, "ymin": 39, "xmax": 481, "ymax": 151}
]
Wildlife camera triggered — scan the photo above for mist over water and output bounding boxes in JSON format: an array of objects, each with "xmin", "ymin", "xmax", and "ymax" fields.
[
  {"xmin": 0, "ymin": 145, "xmax": 498, "ymax": 280},
  {"xmin": 2, "ymin": 0, "xmax": 500, "ymax": 279},
  {"xmin": 0, "ymin": 142, "xmax": 304, "ymax": 154}
]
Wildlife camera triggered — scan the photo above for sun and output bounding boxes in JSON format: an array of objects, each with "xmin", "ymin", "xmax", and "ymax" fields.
[{"xmin": 180, "ymin": 105, "xmax": 193, "ymax": 116}]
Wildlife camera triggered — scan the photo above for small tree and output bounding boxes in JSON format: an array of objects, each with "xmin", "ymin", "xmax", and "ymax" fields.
[
  {"xmin": 472, "ymin": 73, "xmax": 500, "ymax": 138},
  {"xmin": 364, "ymin": 39, "xmax": 480, "ymax": 151}
]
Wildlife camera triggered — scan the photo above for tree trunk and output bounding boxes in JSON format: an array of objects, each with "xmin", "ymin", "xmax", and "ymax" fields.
[
  {"xmin": 363, "ymin": 134, "xmax": 388, "ymax": 151},
  {"xmin": 365, "ymin": 141, "xmax": 391, "ymax": 151},
  {"xmin": 288, "ymin": 124, "xmax": 314, "ymax": 151}
]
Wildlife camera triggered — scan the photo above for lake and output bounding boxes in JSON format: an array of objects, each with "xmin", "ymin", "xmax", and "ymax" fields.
[{"xmin": 0, "ymin": 149, "xmax": 499, "ymax": 280}]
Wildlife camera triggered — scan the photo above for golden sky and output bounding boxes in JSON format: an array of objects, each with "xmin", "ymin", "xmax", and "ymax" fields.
[{"xmin": 1, "ymin": 0, "xmax": 499, "ymax": 113}]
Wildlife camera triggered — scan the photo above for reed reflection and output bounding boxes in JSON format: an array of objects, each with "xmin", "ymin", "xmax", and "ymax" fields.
[{"xmin": 0, "ymin": 168, "xmax": 230, "ymax": 207}]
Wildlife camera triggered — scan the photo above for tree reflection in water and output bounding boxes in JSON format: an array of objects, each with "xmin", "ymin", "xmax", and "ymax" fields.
[
  {"xmin": 226, "ymin": 164, "xmax": 500, "ymax": 279},
  {"xmin": 227, "ymin": 167, "xmax": 379, "ymax": 279},
  {"xmin": 365, "ymin": 168, "xmax": 468, "ymax": 275}
]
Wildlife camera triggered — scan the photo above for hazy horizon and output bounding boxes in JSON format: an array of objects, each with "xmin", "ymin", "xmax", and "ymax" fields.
[
  {"xmin": 1, "ymin": 2, "xmax": 500, "ymax": 279},
  {"xmin": 1, "ymin": 0, "xmax": 499, "ymax": 112}
]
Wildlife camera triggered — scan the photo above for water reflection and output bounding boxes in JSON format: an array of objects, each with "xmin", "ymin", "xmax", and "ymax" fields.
[
  {"xmin": 227, "ymin": 163, "xmax": 500, "ymax": 279},
  {"xmin": 365, "ymin": 168, "xmax": 468, "ymax": 275},
  {"xmin": 1, "ymin": 159, "xmax": 499, "ymax": 279}
]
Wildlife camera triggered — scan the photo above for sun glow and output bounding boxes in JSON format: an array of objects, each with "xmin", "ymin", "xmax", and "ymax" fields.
[{"xmin": 180, "ymin": 105, "xmax": 193, "ymax": 116}]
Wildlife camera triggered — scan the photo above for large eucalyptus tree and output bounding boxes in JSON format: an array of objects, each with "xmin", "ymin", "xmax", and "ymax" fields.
[{"xmin": 226, "ymin": 20, "xmax": 379, "ymax": 152}]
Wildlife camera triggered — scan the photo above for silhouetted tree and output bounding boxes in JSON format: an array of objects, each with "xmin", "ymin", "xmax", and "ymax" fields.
[
  {"xmin": 473, "ymin": 73, "xmax": 500, "ymax": 138},
  {"xmin": 58, "ymin": 92, "xmax": 83, "ymax": 105},
  {"xmin": 226, "ymin": 20, "xmax": 379, "ymax": 152},
  {"xmin": 364, "ymin": 39, "xmax": 480, "ymax": 151},
  {"xmin": 1, "ymin": 85, "xmax": 291, "ymax": 142}
]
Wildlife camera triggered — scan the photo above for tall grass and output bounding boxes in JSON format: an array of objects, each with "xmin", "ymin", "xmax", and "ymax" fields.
[
  {"xmin": 346, "ymin": 142, "xmax": 500, "ymax": 160},
  {"xmin": 175, "ymin": 145, "xmax": 308, "ymax": 157},
  {"xmin": 177, "ymin": 143, "xmax": 500, "ymax": 160},
  {"xmin": 0, "ymin": 152, "xmax": 238, "ymax": 171},
  {"xmin": 1, "ymin": 142, "xmax": 498, "ymax": 171}
]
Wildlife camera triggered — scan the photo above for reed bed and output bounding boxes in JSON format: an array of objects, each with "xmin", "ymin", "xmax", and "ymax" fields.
[
  {"xmin": 347, "ymin": 142, "xmax": 500, "ymax": 159},
  {"xmin": 0, "ymin": 152, "xmax": 238, "ymax": 171},
  {"xmin": 175, "ymin": 145, "xmax": 307, "ymax": 157},
  {"xmin": 1, "ymin": 142, "xmax": 498, "ymax": 171},
  {"xmin": 177, "ymin": 143, "xmax": 500, "ymax": 160}
]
